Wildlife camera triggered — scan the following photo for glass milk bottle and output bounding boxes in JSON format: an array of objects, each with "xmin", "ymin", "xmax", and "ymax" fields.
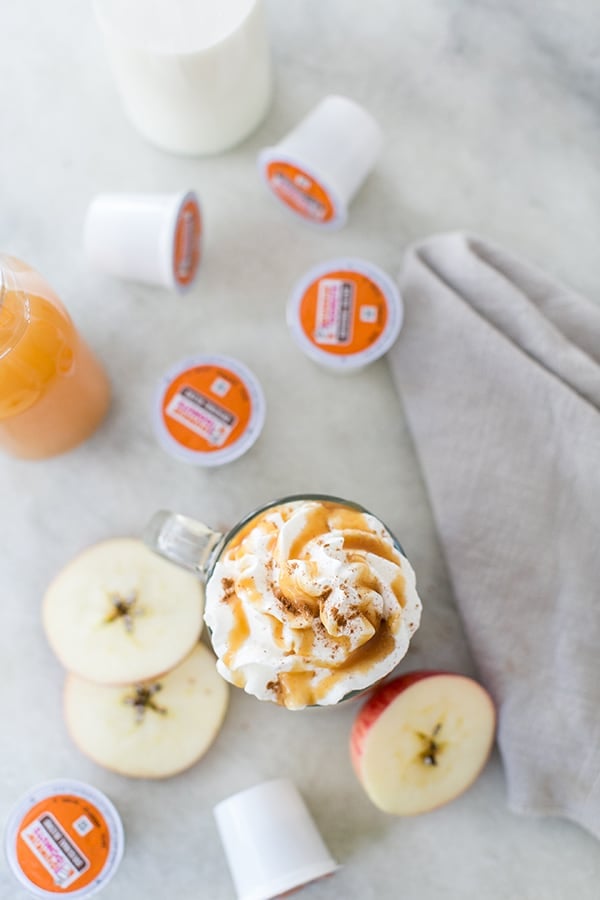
[
  {"xmin": 93, "ymin": 0, "xmax": 273, "ymax": 156},
  {"xmin": 0, "ymin": 255, "xmax": 110, "ymax": 459}
]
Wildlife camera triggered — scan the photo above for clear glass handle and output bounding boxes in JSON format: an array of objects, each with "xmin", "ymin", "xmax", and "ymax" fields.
[{"xmin": 143, "ymin": 510, "xmax": 225, "ymax": 581}]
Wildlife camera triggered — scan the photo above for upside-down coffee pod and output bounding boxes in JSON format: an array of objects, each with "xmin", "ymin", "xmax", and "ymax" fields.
[
  {"xmin": 84, "ymin": 190, "xmax": 202, "ymax": 291},
  {"xmin": 287, "ymin": 257, "xmax": 403, "ymax": 372},
  {"xmin": 214, "ymin": 779, "xmax": 339, "ymax": 900},
  {"xmin": 153, "ymin": 354, "xmax": 266, "ymax": 466},
  {"xmin": 4, "ymin": 779, "xmax": 124, "ymax": 899},
  {"xmin": 258, "ymin": 95, "xmax": 382, "ymax": 230}
]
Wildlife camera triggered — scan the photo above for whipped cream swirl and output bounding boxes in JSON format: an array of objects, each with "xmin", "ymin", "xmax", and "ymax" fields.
[{"xmin": 204, "ymin": 499, "xmax": 422, "ymax": 709}]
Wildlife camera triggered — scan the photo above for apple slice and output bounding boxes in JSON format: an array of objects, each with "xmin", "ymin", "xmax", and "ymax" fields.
[
  {"xmin": 43, "ymin": 538, "xmax": 204, "ymax": 684},
  {"xmin": 350, "ymin": 671, "xmax": 496, "ymax": 815},
  {"xmin": 64, "ymin": 643, "xmax": 228, "ymax": 778}
]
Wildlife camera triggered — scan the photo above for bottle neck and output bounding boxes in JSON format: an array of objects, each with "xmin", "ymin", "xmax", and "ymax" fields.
[{"xmin": 0, "ymin": 256, "xmax": 30, "ymax": 359}]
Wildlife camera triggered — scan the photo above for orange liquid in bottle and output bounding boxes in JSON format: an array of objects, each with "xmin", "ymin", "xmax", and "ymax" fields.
[{"xmin": 0, "ymin": 256, "xmax": 110, "ymax": 459}]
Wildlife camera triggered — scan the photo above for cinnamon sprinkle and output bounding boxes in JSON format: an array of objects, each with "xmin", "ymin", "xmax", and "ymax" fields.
[{"xmin": 220, "ymin": 577, "xmax": 235, "ymax": 603}]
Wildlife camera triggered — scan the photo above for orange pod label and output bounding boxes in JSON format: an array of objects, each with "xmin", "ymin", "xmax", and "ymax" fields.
[
  {"xmin": 15, "ymin": 793, "xmax": 113, "ymax": 894},
  {"xmin": 299, "ymin": 269, "xmax": 388, "ymax": 355},
  {"xmin": 162, "ymin": 364, "xmax": 253, "ymax": 453},
  {"xmin": 266, "ymin": 161, "xmax": 335, "ymax": 224},
  {"xmin": 173, "ymin": 197, "xmax": 202, "ymax": 288}
]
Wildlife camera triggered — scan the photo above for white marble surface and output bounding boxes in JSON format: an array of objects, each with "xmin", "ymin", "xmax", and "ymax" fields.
[{"xmin": 2, "ymin": 1, "xmax": 600, "ymax": 898}]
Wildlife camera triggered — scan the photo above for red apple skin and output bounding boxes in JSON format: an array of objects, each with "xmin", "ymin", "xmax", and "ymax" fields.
[{"xmin": 350, "ymin": 671, "xmax": 496, "ymax": 784}]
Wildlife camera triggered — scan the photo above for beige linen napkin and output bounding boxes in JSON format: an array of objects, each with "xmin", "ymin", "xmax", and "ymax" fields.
[{"xmin": 388, "ymin": 232, "xmax": 600, "ymax": 837}]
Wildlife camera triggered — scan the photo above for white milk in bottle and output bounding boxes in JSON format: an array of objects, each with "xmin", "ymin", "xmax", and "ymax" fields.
[{"xmin": 94, "ymin": 0, "xmax": 273, "ymax": 155}]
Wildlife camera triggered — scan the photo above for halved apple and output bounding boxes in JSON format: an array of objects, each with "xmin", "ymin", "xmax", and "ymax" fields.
[
  {"xmin": 43, "ymin": 538, "xmax": 204, "ymax": 684},
  {"xmin": 350, "ymin": 671, "xmax": 496, "ymax": 815},
  {"xmin": 64, "ymin": 643, "xmax": 228, "ymax": 779}
]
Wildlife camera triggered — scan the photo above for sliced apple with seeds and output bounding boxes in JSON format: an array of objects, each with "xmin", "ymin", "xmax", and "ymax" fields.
[
  {"xmin": 350, "ymin": 671, "xmax": 496, "ymax": 815},
  {"xmin": 64, "ymin": 643, "xmax": 228, "ymax": 779},
  {"xmin": 43, "ymin": 538, "xmax": 204, "ymax": 684}
]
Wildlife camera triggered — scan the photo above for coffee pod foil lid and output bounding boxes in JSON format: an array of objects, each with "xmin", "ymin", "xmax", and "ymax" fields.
[
  {"xmin": 153, "ymin": 354, "xmax": 266, "ymax": 466},
  {"xmin": 4, "ymin": 779, "xmax": 124, "ymax": 899},
  {"xmin": 287, "ymin": 257, "xmax": 403, "ymax": 371}
]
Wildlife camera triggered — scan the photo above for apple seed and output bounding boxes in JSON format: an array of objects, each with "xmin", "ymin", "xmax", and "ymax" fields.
[
  {"xmin": 123, "ymin": 683, "xmax": 167, "ymax": 723},
  {"xmin": 104, "ymin": 591, "xmax": 144, "ymax": 633},
  {"xmin": 416, "ymin": 722, "xmax": 444, "ymax": 766}
]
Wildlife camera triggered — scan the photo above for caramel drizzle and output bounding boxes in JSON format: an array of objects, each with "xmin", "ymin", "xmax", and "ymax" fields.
[
  {"xmin": 288, "ymin": 504, "xmax": 331, "ymax": 560},
  {"xmin": 313, "ymin": 622, "xmax": 396, "ymax": 702},
  {"xmin": 268, "ymin": 670, "xmax": 317, "ymax": 709},
  {"xmin": 223, "ymin": 595, "xmax": 250, "ymax": 671},
  {"xmin": 391, "ymin": 573, "xmax": 407, "ymax": 610},
  {"xmin": 265, "ymin": 613, "xmax": 285, "ymax": 649}
]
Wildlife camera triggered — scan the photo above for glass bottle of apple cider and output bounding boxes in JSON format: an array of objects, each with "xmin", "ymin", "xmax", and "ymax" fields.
[{"xmin": 0, "ymin": 255, "xmax": 110, "ymax": 459}]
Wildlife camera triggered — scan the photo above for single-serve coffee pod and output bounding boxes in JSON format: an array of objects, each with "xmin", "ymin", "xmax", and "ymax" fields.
[
  {"xmin": 214, "ymin": 779, "xmax": 338, "ymax": 900},
  {"xmin": 287, "ymin": 257, "xmax": 403, "ymax": 372},
  {"xmin": 153, "ymin": 354, "xmax": 266, "ymax": 466},
  {"xmin": 4, "ymin": 779, "xmax": 124, "ymax": 898},
  {"xmin": 84, "ymin": 190, "xmax": 202, "ymax": 292},
  {"xmin": 258, "ymin": 95, "xmax": 383, "ymax": 230}
]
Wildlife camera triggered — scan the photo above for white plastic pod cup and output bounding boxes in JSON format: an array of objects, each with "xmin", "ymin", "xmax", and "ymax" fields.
[
  {"xmin": 258, "ymin": 95, "xmax": 383, "ymax": 230},
  {"xmin": 84, "ymin": 190, "xmax": 202, "ymax": 292},
  {"xmin": 214, "ymin": 779, "xmax": 339, "ymax": 900}
]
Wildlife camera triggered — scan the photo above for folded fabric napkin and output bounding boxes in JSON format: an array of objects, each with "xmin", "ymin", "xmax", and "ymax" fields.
[{"xmin": 388, "ymin": 232, "xmax": 600, "ymax": 838}]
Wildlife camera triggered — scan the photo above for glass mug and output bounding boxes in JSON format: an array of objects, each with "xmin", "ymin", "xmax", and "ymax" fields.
[{"xmin": 144, "ymin": 494, "xmax": 422, "ymax": 710}]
